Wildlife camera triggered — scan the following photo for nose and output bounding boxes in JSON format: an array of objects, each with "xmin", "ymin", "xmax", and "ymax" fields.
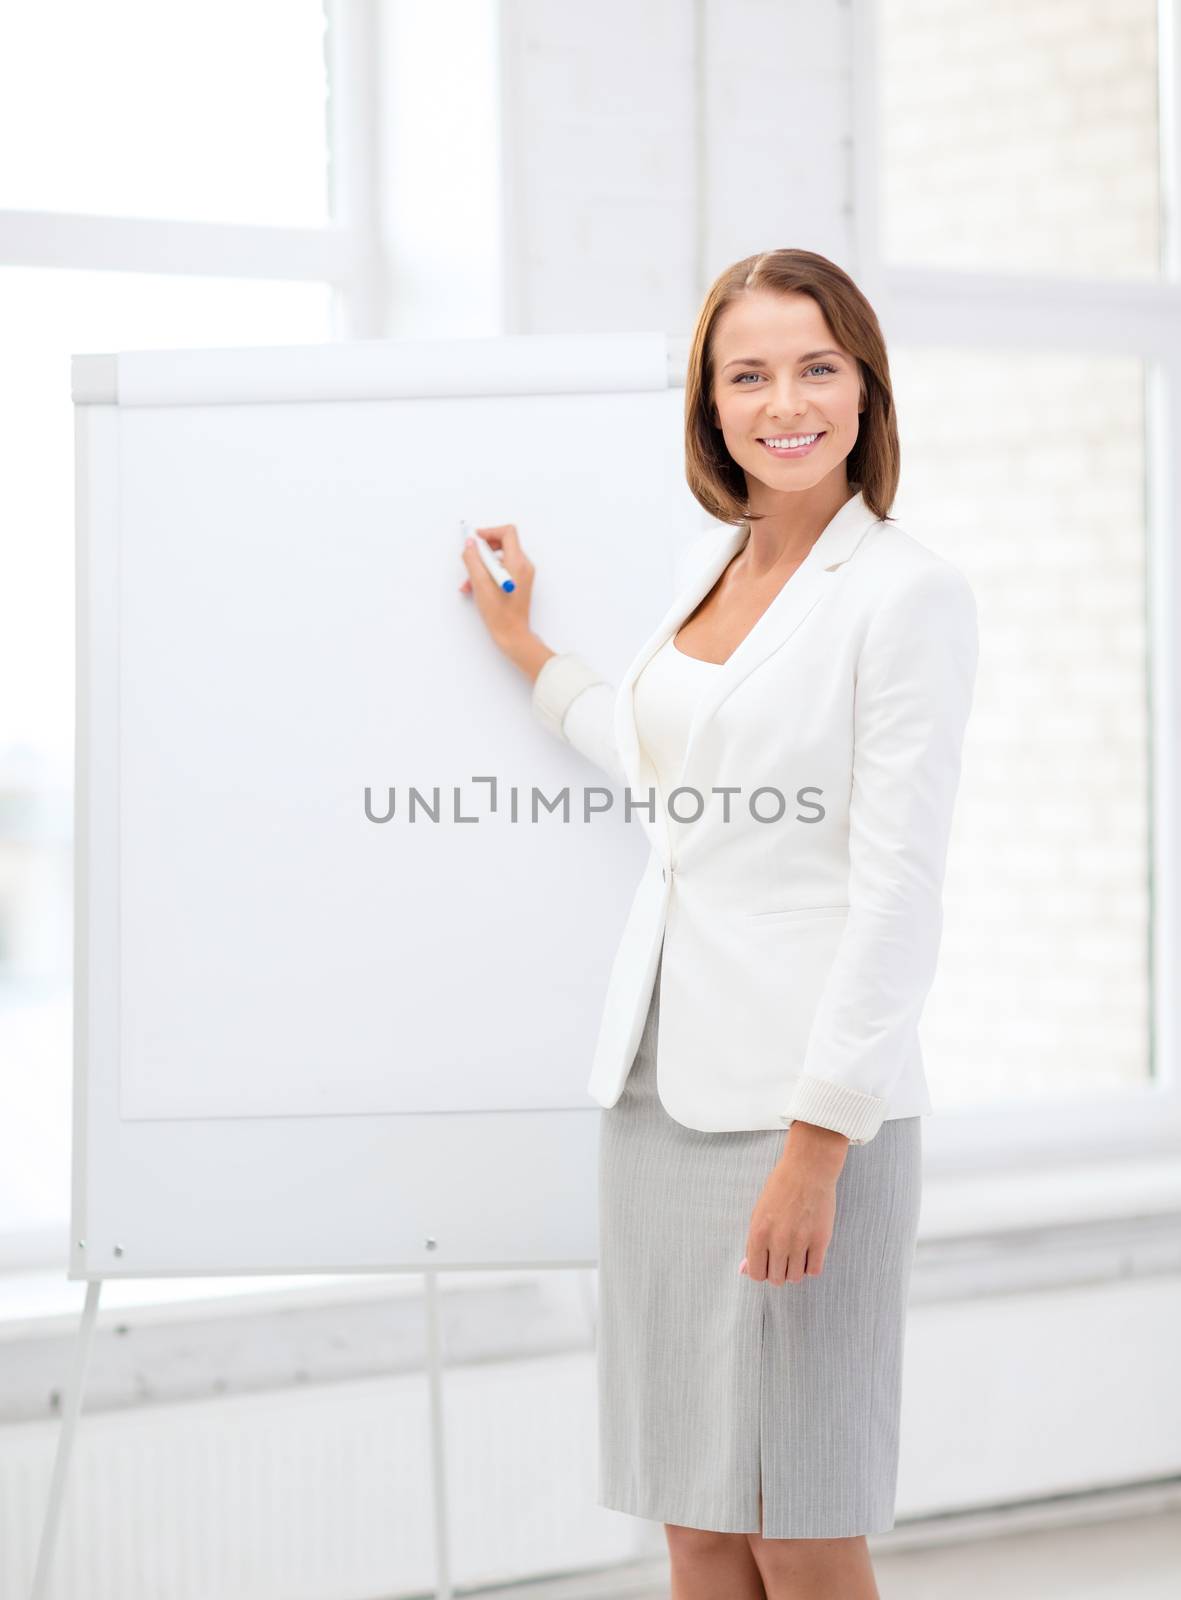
[{"xmin": 764, "ymin": 377, "xmax": 810, "ymax": 419}]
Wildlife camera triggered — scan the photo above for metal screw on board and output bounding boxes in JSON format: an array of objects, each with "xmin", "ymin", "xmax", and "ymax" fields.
[
  {"xmin": 425, "ymin": 1238, "xmax": 437, "ymax": 1251},
  {"xmin": 76, "ymin": 1240, "xmax": 85, "ymax": 1250}
]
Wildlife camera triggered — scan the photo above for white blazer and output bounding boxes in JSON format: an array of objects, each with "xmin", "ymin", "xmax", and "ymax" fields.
[{"xmin": 531, "ymin": 488, "xmax": 979, "ymax": 1144}]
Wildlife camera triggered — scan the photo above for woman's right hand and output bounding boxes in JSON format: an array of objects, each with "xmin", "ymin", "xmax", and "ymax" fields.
[{"xmin": 458, "ymin": 524, "xmax": 535, "ymax": 652}]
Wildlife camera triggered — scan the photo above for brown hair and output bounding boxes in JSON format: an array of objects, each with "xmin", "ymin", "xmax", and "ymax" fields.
[{"xmin": 684, "ymin": 249, "xmax": 900, "ymax": 527}]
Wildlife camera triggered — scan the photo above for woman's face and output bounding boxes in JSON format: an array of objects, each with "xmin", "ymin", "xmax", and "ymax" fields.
[{"xmin": 708, "ymin": 289, "xmax": 864, "ymax": 499}]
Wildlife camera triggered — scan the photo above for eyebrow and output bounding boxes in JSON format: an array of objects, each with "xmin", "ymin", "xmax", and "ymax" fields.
[{"xmin": 721, "ymin": 349, "xmax": 844, "ymax": 370}]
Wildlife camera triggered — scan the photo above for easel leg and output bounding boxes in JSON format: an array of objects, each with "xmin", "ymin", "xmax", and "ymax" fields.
[
  {"xmin": 422, "ymin": 1269, "xmax": 452, "ymax": 1600},
  {"xmin": 30, "ymin": 1278, "xmax": 103, "ymax": 1600},
  {"xmin": 31, "ymin": 1276, "xmax": 459, "ymax": 1599}
]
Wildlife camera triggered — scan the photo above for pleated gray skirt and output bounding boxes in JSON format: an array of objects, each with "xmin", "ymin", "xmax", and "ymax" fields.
[{"xmin": 595, "ymin": 943, "xmax": 923, "ymax": 1539}]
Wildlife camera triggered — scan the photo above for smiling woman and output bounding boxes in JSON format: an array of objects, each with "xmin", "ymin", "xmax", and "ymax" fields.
[{"xmin": 466, "ymin": 246, "xmax": 976, "ymax": 1588}]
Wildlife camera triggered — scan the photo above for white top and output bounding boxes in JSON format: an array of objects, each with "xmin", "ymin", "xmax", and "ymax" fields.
[{"xmin": 632, "ymin": 635, "xmax": 722, "ymax": 859}]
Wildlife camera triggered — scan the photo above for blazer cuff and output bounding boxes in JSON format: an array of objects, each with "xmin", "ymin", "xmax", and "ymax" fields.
[
  {"xmin": 778, "ymin": 1074, "xmax": 889, "ymax": 1146},
  {"xmin": 531, "ymin": 652, "xmax": 610, "ymax": 739}
]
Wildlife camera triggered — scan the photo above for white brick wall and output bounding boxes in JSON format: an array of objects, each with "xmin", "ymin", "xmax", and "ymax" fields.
[
  {"xmin": 890, "ymin": 344, "xmax": 1150, "ymax": 1106},
  {"xmin": 880, "ymin": 0, "xmax": 1161, "ymax": 278},
  {"xmin": 500, "ymin": 0, "xmax": 860, "ymax": 328}
]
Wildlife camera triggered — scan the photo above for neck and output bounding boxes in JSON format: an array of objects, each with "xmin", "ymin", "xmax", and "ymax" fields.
[{"xmin": 740, "ymin": 478, "xmax": 858, "ymax": 580}]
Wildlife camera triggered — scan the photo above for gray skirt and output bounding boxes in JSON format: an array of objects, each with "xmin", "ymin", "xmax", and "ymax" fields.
[{"xmin": 595, "ymin": 943, "xmax": 922, "ymax": 1539}]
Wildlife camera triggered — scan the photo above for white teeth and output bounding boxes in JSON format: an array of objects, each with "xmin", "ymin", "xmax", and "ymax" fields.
[{"xmin": 764, "ymin": 433, "xmax": 819, "ymax": 449}]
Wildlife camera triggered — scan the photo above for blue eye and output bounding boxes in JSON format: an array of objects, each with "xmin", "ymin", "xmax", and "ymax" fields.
[{"xmin": 731, "ymin": 363, "xmax": 837, "ymax": 383}]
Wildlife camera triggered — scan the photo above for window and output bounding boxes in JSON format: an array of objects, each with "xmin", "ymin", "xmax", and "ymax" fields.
[
  {"xmin": 0, "ymin": 1, "xmax": 330, "ymax": 226},
  {"xmin": 0, "ymin": 3, "xmax": 336, "ymax": 1263}
]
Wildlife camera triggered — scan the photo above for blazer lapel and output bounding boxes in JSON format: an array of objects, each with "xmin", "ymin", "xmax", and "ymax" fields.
[{"xmin": 614, "ymin": 488, "xmax": 882, "ymax": 862}]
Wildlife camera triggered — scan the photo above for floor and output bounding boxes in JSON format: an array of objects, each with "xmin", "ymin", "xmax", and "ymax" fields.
[
  {"xmin": 873, "ymin": 1507, "xmax": 1181, "ymax": 1600},
  {"xmin": 473, "ymin": 1501, "xmax": 1181, "ymax": 1600}
]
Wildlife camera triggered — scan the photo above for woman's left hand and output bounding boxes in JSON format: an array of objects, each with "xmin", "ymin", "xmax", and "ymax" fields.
[{"xmin": 741, "ymin": 1130, "xmax": 848, "ymax": 1285}]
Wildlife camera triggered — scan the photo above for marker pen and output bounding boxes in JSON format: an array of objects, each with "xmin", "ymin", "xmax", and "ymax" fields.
[{"xmin": 460, "ymin": 519, "xmax": 516, "ymax": 593}]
